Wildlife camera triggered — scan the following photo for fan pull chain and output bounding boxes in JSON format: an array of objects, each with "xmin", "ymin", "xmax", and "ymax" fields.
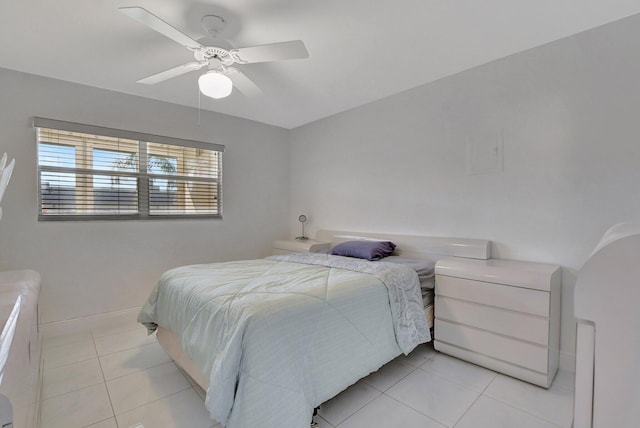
[{"xmin": 197, "ymin": 86, "xmax": 201, "ymax": 127}]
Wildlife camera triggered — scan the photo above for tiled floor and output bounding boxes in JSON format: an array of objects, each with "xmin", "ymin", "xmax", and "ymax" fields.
[{"xmin": 40, "ymin": 319, "xmax": 574, "ymax": 428}]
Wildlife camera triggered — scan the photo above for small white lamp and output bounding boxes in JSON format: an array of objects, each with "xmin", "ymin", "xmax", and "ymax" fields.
[
  {"xmin": 295, "ymin": 214, "xmax": 308, "ymax": 241},
  {"xmin": 198, "ymin": 71, "xmax": 233, "ymax": 99}
]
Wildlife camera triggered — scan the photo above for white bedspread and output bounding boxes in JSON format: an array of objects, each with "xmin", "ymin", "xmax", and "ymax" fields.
[
  {"xmin": 138, "ymin": 254, "xmax": 430, "ymax": 428},
  {"xmin": 269, "ymin": 253, "xmax": 430, "ymax": 353}
]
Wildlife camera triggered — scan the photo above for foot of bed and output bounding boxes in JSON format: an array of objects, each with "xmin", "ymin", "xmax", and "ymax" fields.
[{"xmin": 311, "ymin": 406, "xmax": 319, "ymax": 427}]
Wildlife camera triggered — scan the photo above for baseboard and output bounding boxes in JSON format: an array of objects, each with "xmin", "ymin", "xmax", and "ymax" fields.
[
  {"xmin": 559, "ymin": 350, "xmax": 576, "ymax": 373},
  {"xmin": 40, "ymin": 307, "xmax": 141, "ymax": 338}
]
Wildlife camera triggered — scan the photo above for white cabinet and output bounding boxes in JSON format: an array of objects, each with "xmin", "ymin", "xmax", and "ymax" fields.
[
  {"xmin": 434, "ymin": 257, "xmax": 561, "ymax": 388},
  {"xmin": 0, "ymin": 270, "xmax": 41, "ymax": 428},
  {"xmin": 272, "ymin": 239, "xmax": 330, "ymax": 255}
]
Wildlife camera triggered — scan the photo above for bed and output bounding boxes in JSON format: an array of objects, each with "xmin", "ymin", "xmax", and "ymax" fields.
[{"xmin": 138, "ymin": 230, "xmax": 491, "ymax": 427}]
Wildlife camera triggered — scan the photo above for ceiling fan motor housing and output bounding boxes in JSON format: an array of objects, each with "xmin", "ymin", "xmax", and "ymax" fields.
[
  {"xmin": 201, "ymin": 15, "xmax": 226, "ymax": 36},
  {"xmin": 195, "ymin": 47, "xmax": 230, "ymax": 61}
]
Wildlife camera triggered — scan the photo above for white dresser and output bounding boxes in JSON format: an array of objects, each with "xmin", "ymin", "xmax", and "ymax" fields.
[
  {"xmin": 434, "ymin": 257, "xmax": 561, "ymax": 388},
  {"xmin": 272, "ymin": 239, "xmax": 330, "ymax": 255}
]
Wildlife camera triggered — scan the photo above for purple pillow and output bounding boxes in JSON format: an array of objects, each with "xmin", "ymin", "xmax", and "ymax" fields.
[{"xmin": 330, "ymin": 240, "xmax": 396, "ymax": 261}]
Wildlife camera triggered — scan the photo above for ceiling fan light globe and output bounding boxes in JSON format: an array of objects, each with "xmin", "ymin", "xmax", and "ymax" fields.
[{"xmin": 198, "ymin": 71, "xmax": 233, "ymax": 99}]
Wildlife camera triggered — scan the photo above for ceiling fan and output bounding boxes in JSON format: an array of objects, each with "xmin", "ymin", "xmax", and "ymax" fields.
[{"xmin": 118, "ymin": 7, "xmax": 309, "ymax": 99}]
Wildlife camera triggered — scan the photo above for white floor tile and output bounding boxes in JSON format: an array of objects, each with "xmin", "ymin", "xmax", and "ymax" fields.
[
  {"xmin": 99, "ymin": 341, "xmax": 171, "ymax": 380},
  {"xmin": 42, "ymin": 358, "xmax": 104, "ymax": 399},
  {"xmin": 552, "ymin": 369, "xmax": 575, "ymax": 392},
  {"xmin": 42, "ymin": 337, "xmax": 97, "ymax": 369},
  {"xmin": 36, "ymin": 330, "xmax": 576, "ymax": 428},
  {"xmin": 339, "ymin": 394, "xmax": 446, "ymax": 428},
  {"xmin": 106, "ymin": 361, "xmax": 192, "ymax": 415},
  {"xmin": 361, "ymin": 357, "xmax": 417, "ymax": 391},
  {"xmin": 85, "ymin": 417, "xmax": 118, "ymax": 428},
  {"xmin": 43, "ymin": 330, "xmax": 93, "ymax": 351},
  {"xmin": 386, "ymin": 368, "xmax": 480, "ymax": 427},
  {"xmin": 455, "ymin": 396, "xmax": 560, "ymax": 428},
  {"xmin": 115, "ymin": 388, "xmax": 214, "ymax": 428},
  {"xmin": 421, "ymin": 353, "xmax": 497, "ymax": 393},
  {"xmin": 94, "ymin": 327, "xmax": 156, "ymax": 356},
  {"xmin": 484, "ymin": 374, "xmax": 574, "ymax": 428},
  {"xmin": 91, "ymin": 318, "xmax": 142, "ymax": 338},
  {"xmin": 40, "ymin": 383, "xmax": 113, "ymax": 428},
  {"xmin": 400, "ymin": 342, "xmax": 437, "ymax": 367},
  {"xmin": 319, "ymin": 381, "xmax": 381, "ymax": 426}
]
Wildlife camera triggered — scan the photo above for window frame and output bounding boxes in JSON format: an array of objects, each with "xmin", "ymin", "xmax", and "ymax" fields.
[{"xmin": 34, "ymin": 117, "xmax": 224, "ymax": 221}]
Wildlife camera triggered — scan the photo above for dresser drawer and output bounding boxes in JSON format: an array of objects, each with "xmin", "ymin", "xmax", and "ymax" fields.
[
  {"xmin": 435, "ymin": 319, "xmax": 549, "ymax": 373},
  {"xmin": 435, "ymin": 296, "xmax": 549, "ymax": 346},
  {"xmin": 436, "ymin": 275, "xmax": 549, "ymax": 317}
]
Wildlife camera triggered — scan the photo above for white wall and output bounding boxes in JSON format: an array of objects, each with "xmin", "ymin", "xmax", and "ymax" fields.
[
  {"xmin": 3, "ymin": 13, "xmax": 640, "ymax": 367},
  {"xmin": 0, "ymin": 68, "xmax": 290, "ymax": 324},
  {"xmin": 289, "ymin": 14, "xmax": 640, "ymax": 370}
]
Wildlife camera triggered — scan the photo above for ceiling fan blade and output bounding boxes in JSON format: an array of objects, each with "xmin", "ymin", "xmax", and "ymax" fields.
[
  {"xmin": 137, "ymin": 62, "xmax": 206, "ymax": 85},
  {"xmin": 119, "ymin": 7, "xmax": 203, "ymax": 50},
  {"xmin": 226, "ymin": 68, "xmax": 262, "ymax": 97},
  {"xmin": 230, "ymin": 40, "xmax": 308, "ymax": 64}
]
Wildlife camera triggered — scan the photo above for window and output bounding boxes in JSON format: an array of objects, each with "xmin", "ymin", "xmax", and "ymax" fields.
[{"xmin": 35, "ymin": 117, "xmax": 223, "ymax": 220}]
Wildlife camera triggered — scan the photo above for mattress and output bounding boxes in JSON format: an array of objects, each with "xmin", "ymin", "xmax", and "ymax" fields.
[
  {"xmin": 138, "ymin": 253, "xmax": 430, "ymax": 428},
  {"xmin": 422, "ymin": 287, "xmax": 434, "ymax": 307},
  {"xmin": 422, "ymin": 287, "xmax": 434, "ymax": 329}
]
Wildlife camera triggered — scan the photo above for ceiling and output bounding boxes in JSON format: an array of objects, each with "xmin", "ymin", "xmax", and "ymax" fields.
[{"xmin": 2, "ymin": 1, "xmax": 640, "ymax": 129}]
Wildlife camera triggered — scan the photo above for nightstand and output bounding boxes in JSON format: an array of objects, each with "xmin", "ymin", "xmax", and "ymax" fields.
[
  {"xmin": 434, "ymin": 257, "xmax": 561, "ymax": 388},
  {"xmin": 272, "ymin": 239, "xmax": 330, "ymax": 255}
]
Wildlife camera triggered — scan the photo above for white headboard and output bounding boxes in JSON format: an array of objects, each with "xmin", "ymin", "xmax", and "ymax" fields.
[{"xmin": 315, "ymin": 230, "xmax": 491, "ymax": 260}]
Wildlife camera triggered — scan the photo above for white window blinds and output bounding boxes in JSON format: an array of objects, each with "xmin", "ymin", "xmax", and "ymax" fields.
[{"xmin": 35, "ymin": 118, "xmax": 223, "ymax": 220}]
